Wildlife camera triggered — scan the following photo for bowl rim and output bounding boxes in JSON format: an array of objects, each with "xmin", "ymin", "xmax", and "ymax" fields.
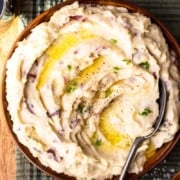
[{"xmin": 1, "ymin": 0, "xmax": 180, "ymax": 179}]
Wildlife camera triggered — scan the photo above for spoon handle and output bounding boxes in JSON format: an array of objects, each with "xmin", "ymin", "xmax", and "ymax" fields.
[{"xmin": 119, "ymin": 136, "xmax": 145, "ymax": 180}]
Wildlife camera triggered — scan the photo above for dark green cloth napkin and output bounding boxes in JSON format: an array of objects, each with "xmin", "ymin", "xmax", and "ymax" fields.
[{"xmin": 16, "ymin": 0, "xmax": 180, "ymax": 179}]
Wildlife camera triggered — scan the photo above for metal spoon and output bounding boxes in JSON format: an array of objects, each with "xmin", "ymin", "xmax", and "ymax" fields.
[
  {"xmin": 119, "ymin": 80, "xmax": 167, "ymax": 180},
  {"xmin": 0, "ymin": 0, "xmax": 6, "ymax": 18},
  {"xmin": 0, "ymin": 0, "xmax": 18, "ymax": 19}
]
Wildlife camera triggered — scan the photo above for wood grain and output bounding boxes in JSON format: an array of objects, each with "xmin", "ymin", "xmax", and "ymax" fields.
[
  {"xmin": 0, "ymin": 120, "xmax": 16, "ymax": 180},
  {"xmin": 0, "ymin": 17, "xmax": 20, "ymax": 180}
]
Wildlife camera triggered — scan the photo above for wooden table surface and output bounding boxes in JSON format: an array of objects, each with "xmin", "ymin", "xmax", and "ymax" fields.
[{"xmin": 0, "ymin": 17, "xmax": 20, "ymax": 180}]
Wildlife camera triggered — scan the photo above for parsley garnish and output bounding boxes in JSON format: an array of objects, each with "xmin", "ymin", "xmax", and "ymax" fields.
[
  {"xmin": 128, "ymin": 31, "xmax": 132, "ymax": 36},
  {"xmin": 65, "ymin": 81, "xmax": 78, "ymax": 93},
  {"xmin": 110, "ymin": 39, "xmax": 118, "ymax": 44},
  {"xmin": 122, "ymin": 59, "xmax": 131, "ymax": 65},
  {"xmin": 113, "ymin": 66, "xmax": 120, "ymax": 73},
  {"xmin": 139, "ymin": 108, "xmax": 152, "ymax": 116},
  {"xmin": 67, "ymin": 65, "xmax": 72, "ymax": 71},
  {"xmin": 84, "ymin": 106, "xmax": 92, "ymax": 113},
  {"xmin": 94, "ymin": 139, "xmax": 102, "ymax": 146},
  {"xmin": 76, "ymin": 104, "xmax": 92, "ymax": 115},
  {"xmin": 76, "ymin": 103, "xmax": 84, "ymax": 114},
  {"xmin": 105, "ymin": 89, "xmax": 112, "ymax": 98},
  {"xmin": 139, "ymin": 61, "xmax": 150, "ymax": 70}
]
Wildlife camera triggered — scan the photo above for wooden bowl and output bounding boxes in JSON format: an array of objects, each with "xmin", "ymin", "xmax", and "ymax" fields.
[{"xmin": 0, "ymin": 0, "xmax": 179, "ymax": 179}]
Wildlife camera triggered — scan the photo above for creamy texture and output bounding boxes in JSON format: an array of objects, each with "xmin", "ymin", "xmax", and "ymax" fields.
[{"xmin": 6, "ymin": 2, "xmax": 180, "ymax": 179}]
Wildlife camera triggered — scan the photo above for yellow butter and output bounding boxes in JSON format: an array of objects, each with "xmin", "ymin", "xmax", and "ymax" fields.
[{"xmin": 37, "ymin": 28, "xmax": 95, "ymax": 89}]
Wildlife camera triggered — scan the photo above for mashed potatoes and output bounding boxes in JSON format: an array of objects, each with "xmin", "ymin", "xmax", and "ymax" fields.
[{"xmin": 6, "ymin": 2, "xmax": 180, "ymax": 179}]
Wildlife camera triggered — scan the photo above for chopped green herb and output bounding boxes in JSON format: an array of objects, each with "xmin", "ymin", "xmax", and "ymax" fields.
[
  {"xmin": 109, "ymin": 39, "xmax": 118, "ymax": 44},
  {"xmin": 113, "ymin": 66, "xmax": 120, "ymax": 73},
  {"xmin": 139, "ymin": 108, "xmax": 152, "ymax": 116},
  {"xmin": 105, "ymin": 89, "xmax": 112, "ymax": 98},
  {"xmin": 113, "ymin": 66, "xmax": 120, "ymax": 70},
  {"xmin": 67, "ymin": 65, "xmax": 72, "ymax": 71},
  {"xmin": 76, "ymin": 103, "xmax": 84, "ymax": 114},
  {"xmin": 65, "ymin": 81, "xmax": 78, "ymax": 93},
  {"xmin": 128, "ymin": 31, "xmax": 132, "ymax": 36},
  {"xmin": 139, "ymin": 61, "xmax": 150, "ymax": 70},
  {"xmin": 94, "ymin": 139, "xmax": 102, "ymax": 146},
  {"xmin": 122, "ymin": 59, "xmax": 131, "ymax": 65},
  {"xmin": 76, "ymin": 104, "xmax": 92, "ymax": 115},
  {"xmin": 84, "ymin": 106, "xmax": 92, "ymax": 113}
]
